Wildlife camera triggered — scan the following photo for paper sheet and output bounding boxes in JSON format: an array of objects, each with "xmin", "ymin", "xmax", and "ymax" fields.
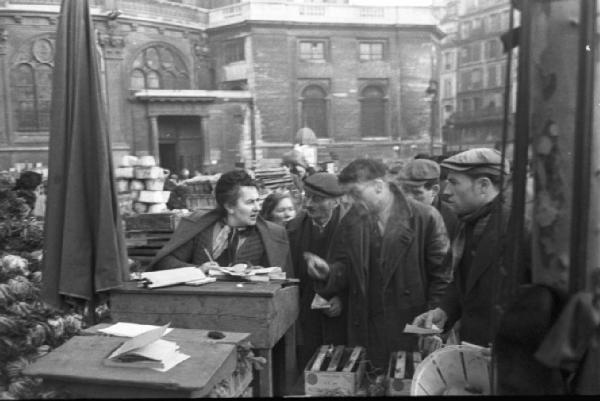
[
  {"xmin": 140, "ymin": 266, "xmax": 208, "ymax": 288},
  {"xmin": 99, "ymin": 322, "xmax": 174, "ymax": 338},
  {"xmin": 403, "ymin": 323, "xmax": 442, "ymax": 335},
  {"xmin": 310, "ymin": 294, "xmax": 331, "ymax": 309},
  {"xmin": 109, "ymin": 324, "xmax": 170, "ymax": 359}
]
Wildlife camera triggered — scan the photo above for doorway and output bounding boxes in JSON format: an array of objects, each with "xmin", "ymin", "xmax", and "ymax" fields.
[{"xmin": 157, "ymin": 116, "xmax": 204, "ymax": 175}]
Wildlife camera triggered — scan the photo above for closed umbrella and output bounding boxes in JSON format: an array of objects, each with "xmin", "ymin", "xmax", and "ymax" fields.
[{"xmin": 42, "ymin": 0, "xmax": 128, "ymax": 314}]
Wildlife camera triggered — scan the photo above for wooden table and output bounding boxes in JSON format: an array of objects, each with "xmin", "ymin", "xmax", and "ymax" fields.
[
  {"xmin": 23, "ymin": 326, "xmax": 252, "ymax": 398},
  {"xmin": 109, "ymin": 281, "xmax": 299, "ymax": 397}
]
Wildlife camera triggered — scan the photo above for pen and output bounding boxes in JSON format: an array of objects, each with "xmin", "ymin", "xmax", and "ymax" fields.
[{"xmin": 203, "ymin": 247, "xmax": 214, "ymax": 263}]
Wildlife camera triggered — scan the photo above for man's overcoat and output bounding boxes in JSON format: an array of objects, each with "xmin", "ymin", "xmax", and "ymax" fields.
[{"xmin": 315, "ymin": 184, "xmax": 451, "ymax": 350}]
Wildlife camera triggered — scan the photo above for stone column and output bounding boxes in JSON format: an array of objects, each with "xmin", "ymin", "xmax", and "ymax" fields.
[
  {"xmin": 201, "ymin": 115, "xmax": 211, "ymax": 169},
  {"xmin": 149, "ymin": 115, "xmax": 160, "ymax": 165},
  {"xmin": 98, "ymin": 20, "xmax": 129, "ymax": 153},
  {"xmin": 0, "ymin": 28, "xmax": 9, "ymax": 145},
  {"xmin": 192, "ymin": 33, "xmax": 212, "ymax": 89}
]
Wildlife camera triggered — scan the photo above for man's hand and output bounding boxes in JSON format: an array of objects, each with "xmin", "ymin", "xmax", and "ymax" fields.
[
  {"xmin": 419, "ymin": 335, "xmax": 443, "ymax": 357},
  {"xmin": 304, "ymin": 252, "xmax": 330, "ymax": 281},
  {"xmin": 198, "ymin": 261, "xmax": 220, "ymax": 273},
  {"xmin": 412, "ymin": 307, "xmax": 448, "ymax": 330},
  {"xmin": 322, "ymin": 296, "xmax": 342, "ymax": 318}
]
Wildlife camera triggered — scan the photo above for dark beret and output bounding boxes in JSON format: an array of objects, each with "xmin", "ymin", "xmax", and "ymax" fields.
[{"xmin": 304, "ymin": 173, "xmax": 345, "ymax": 198}]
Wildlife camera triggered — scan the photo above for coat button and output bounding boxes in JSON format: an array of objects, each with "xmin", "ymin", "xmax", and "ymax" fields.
[{"xmin": 404, "ymin": 289, "xmax": 411, "ymax": 295}]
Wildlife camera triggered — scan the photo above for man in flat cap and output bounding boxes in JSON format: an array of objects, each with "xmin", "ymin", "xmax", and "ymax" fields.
[
  {"xmin": 287, "ymin": 173, "xmax": 349, "ymax": 372},
  {"xmin": 413, "ymin": 148, "xmax": 529, "ymax": 348},
  {"xmin": 399, "ymin": 158, "xmax": 460, "ymax": 241},
  {"xmin": 306, "ymin": 159, "xmax": 451, "ymax": 370}
]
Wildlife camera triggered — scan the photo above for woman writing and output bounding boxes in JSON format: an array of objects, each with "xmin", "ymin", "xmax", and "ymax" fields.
[{"xmin": 148, "ymin": 169, "xmax": 292, "ymax": 274}]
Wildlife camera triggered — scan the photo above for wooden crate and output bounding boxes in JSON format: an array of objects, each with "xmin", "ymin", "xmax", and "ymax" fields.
[
  {"xmin": 386, "ymin": 350, "xmax": 422, "ymax": 396},
  {"xmin": 304, "ymin": 346, "xmax": 366, "ymax": 397},
  {"xmin": 124, "ymin": 213, "xmax": 181, "ymax": 232},
  {"xmin": 185, "ymin": 194, "xmax": 215, "ymax": 211}
]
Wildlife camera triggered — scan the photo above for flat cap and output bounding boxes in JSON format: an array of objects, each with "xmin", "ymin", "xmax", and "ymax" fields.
[
  {"xmin": 398, "ymin": 159, "xmax": 440, "ymax": 185},
  {"xmin": 304, "ymin": 172, "xmax": 345, "ymax": 198},
  {"xmin": 440, "ymin": 148, "xmax": 510, "ymax": 176}
]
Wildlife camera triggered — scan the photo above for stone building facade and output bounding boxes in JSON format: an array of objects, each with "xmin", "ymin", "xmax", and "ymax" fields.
[{"xmin": 0, "ymin": 0, "xmax": 442, "ymax": 172}]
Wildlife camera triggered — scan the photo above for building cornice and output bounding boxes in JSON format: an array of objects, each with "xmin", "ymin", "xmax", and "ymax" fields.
[{"xmin": 134, "ymin": 89, "xmax": 253, "ymax": 103}]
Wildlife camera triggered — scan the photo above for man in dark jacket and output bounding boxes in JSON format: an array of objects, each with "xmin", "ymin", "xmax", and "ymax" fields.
[
  {"xmin": 287, "ymin": 173, "xmax": 348, "ymax": 370},
  {"xmin": 412, "ymin": 148, "xmax": 523, "ymax": 348},
  {"xmin": 398, "ymin": 158, "xmax": 460, "ymax": 241},
  {"xmin": 307, "ymin": 159, "xmax": 451, "ymax": 370}
]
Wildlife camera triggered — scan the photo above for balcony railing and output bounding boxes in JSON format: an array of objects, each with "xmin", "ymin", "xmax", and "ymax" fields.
[
  {"xmin": 3, "ymin": 0, "xmax": 208, "ymax": 28},
  {"xmin": 209, "ymin": 0, "xmax": 440, "ymax": 29},
  {"xmin": 3, "ymin": 0, "xmax": 439, "ymax": 31}
]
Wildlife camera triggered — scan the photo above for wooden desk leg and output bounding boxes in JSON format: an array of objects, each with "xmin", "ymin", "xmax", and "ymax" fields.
[
  {"xmin": 283, "ymin": 326, "xmax": 298, "ymax": 394},
  {"xmin": 254, "ymin": 348, "xmax": 273, "ymax": 397}
]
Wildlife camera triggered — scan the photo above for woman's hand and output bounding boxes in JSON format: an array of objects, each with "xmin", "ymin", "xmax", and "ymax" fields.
[{"xmin": 198, "ymin": 261, "xmax": 220, "ymax": 273}]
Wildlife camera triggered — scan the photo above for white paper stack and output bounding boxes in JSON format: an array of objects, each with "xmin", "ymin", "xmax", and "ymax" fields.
[{"xmin": 140, "ymin": 266, "xmax": 216, "ymax": 288}]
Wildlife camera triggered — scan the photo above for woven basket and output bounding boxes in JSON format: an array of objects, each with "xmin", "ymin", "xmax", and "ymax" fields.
[
  {"xmin": 410, "ymin": 345, "xmax": 491, "ymax": 396},
  {"xmin": 185, "ymin": 194, "xmax": 216, "ymax": 211}
]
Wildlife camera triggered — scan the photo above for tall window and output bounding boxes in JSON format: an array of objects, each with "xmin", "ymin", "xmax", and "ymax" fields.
[
  {"xmin": 299, "ymin": 40, "xmax": 326, "ymax": 61},
  {"xmin": 360, "ymin": 85, "xmax": 386, "ymax": 137},
  {"xmin": 12, "ymin": 36, "xmax": 55, "ymax": 131},
  {"xmin": 443, "ymin": 78, "xmax": 453, "ymax": 99},
  {"xmin": 359, "ymin": 41, "xmax": 384, "ymax": 61},
  {"xmin": 486, "ymin": 39, "xmax": 500, "ymax": 59},
  {"xmin": 472, "ymin": 68, "xmax": 483, "ymax": 89},
  {"xmin": 301, "ymin": 85, "xmax": 328, "ymax": 138},
  {"xmin": 443, "ymin": 51, "xmax": 454, "ymax": 70},
  {"xmin": 487, "ymin": 65, "xmax": 498, "ymax": 88},
  {"xmin": 223, "ymin": 38, "xmax": 245, "ymax": 64},
  {"xmin": 129, "ymin": 44, "xmax": 189, "ymax": 90},
  {"xmin": 471, "ymin": 42, "xmax": 482, "ymax": 62}
]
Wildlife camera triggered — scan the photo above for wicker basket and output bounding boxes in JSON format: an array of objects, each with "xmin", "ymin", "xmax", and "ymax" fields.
[
  {"xmin": 185, "ymin": 194, "xmax": 216, "ymax": 211},
  {"xmin": 410, "ymin": 345, "xmax": 491, "ymax": 396}
]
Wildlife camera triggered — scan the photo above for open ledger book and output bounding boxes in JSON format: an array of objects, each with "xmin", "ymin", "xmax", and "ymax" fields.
[
  {"xmin": 139, "ymin": 266, "xmax": 217, "ymax": 288},
  {"xmin": 103, "ymin": 323, "xmax": 189, "ymax": 372},
  {"xmin": 207, "ymin": 265, "xmax": 286, "ymax": 282}
]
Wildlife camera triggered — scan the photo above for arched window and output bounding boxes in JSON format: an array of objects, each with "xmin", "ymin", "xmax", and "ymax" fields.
[
  {"xmin": 360, "ymin": 85, "xmax": 386, "ymax": 137},
  {"xmin": 129, "ymin": 44, "xmax": 189, "ymax": 90},
  {"xmin": 301, "ymin": 85, "xmax": 328, "ymax": 138},
  {"xmin": 11, "ymin": 36, "xmax": 55, "ymax": 131}
]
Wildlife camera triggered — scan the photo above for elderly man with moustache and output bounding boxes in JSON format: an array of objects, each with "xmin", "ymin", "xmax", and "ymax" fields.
[
  {"xmin": 287, "ymin": 173, "xmax": 349, "ymax": 371},
  {"xmin": 306, "ymin": 159, "xmax": 451, "ymax": 370}
]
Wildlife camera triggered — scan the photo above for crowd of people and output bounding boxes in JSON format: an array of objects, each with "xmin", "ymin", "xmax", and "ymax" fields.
[{"xmin": 148, "ymin": 147, "xmax": 530, "ymax": 388}]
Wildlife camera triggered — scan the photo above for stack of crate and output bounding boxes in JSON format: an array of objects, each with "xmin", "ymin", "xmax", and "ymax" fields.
[
  {"xmin": 182, "ymin": 175, "xmax": 218, "ymax": 214},
  {"xmin": 115, "ymin": 156, "xmax": 171, "ymax": 215},
  {"xmin": 124, "ymin": 212, "xmax": 184, "ymax": 270}
]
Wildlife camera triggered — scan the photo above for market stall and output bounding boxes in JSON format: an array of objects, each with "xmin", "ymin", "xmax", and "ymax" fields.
[
  {"xmin": 22, "ymin": 325, "xmax": 254, "ymax": 398},
  {"xmin": 109, "ymin": 280, "xmax": 299, "ymax": 397}
]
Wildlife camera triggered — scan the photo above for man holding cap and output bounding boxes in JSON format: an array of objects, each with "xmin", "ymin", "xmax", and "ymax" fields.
[
  {"xmin": 399, "ymin": 158, "xmax": 460, "ymax": 241},
  {"xmin": 287, "ymin": 173, "xmax": 349, "ymax": 370},
  {"xmin": 413, "ymin": 148, "xmax": 528, "ymax": 348}
]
